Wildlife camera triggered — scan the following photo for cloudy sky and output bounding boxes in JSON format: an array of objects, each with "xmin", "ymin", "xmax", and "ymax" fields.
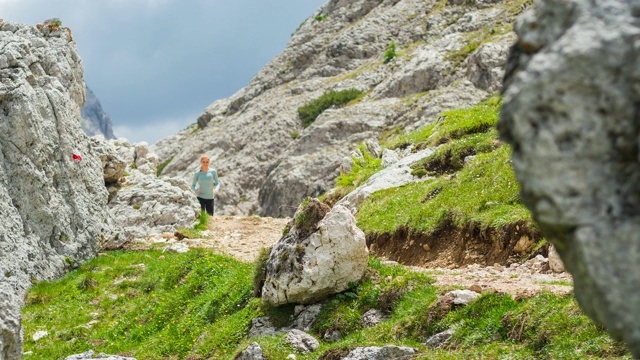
[{"xmin": 2, "ymin": 0, "xmax": 326, "ymax": 144}]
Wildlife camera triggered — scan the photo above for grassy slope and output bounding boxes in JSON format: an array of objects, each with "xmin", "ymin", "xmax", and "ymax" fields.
[
  {"xmin": 345, "ymin": 96, "xmax": 532, "ymax": 235},
  {"xmin": 23, "ymin": 251, "xmax": 630, "ymax": 359}
]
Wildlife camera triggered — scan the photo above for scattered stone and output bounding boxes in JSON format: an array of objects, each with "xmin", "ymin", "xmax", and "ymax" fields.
[
  {"xmin": 285, "ymin": 329, "xmax": 320, "ymax": 353},
  {"xmin": 234, "ymin": 342, "xmax": 263, "ymax": 360},
  {"xmin": 162, "ymin": 243, "xmax": 189, "ymax": 254},
  {"xmin": 342, "ymin": 345, "xmax": 416, "ymax": 360},
  {"xmin": 381, "ymin": 148, "xmax": 400, "ymax": 168},
  {"xmin": 548, "ymin": 245, "xmax": 565, "ymax": 273},
  {"xmin": 65, "ymin": 350, "xmax": 136, "ymax": 360},
  {"xmin": 248, "ymin": 317, "xmax": 279, "ymax": 338},
  {"xmin": 323, "ymin": 330, "xmax": 343, "ymax": 343},
  {"xmin": 426, "ymin": 329, "xmax": 454, "ymax": 349},
  {"xmin": 447, "ymin": 290, "xmax": 480, "ymax": 306},
  {"xmin": 362, "ymin": 309, "xmax": 390, "ymax": 328},
  {"xmin": 32, "ymin": 331, "xmax": 48, "ymax": 341},
  {"xmin": 291, "ymin": 304, "xmax": 323, "ymax": 332}
]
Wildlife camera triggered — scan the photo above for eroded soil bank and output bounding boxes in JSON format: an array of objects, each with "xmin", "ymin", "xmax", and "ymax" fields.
[{"xmin": 140, "ymin": 216, "xmax": 572, "ymax": 297}]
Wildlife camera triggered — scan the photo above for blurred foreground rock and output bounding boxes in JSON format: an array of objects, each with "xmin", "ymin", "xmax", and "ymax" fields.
[{"xmin": 499, "ymin": 0, "xmax": 640, "ymax": 356}]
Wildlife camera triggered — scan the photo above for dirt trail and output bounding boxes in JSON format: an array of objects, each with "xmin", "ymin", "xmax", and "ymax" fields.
[{"xmin": 145, "ymin": 216, "xmax": 573, "ymax": 297}]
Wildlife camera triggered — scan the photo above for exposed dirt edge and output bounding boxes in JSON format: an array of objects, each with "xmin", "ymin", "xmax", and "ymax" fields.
[{"xmin": 366, "ymin": 219, "xmax": 546, "ymax": 268}]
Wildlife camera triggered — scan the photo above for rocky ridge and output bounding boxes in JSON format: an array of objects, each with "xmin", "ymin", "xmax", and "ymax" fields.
[{"xmin": 153, "ymin": 0, "xmax": 528, "ymax": 217}]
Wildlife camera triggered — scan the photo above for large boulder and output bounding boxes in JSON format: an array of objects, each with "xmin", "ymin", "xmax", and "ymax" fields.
[
  {"xmin": 262, "ymin": 200, "xmax": 368, "ymax": 305},
  {"xmin": 498, "ymin": 0, "xmax": 640, "ymax": 356},
  {"xmin": 0, "ymin": 19, "xmax": 113, "ymax": 357}
]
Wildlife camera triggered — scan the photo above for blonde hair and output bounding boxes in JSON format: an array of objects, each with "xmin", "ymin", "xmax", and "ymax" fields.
[{"xmin": 200, "ymin": 154, "xmax": 210, "ymax": 162}]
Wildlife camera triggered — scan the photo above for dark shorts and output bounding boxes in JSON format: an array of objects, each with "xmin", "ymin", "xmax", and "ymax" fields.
[{"xmin": 197, "ymin": 197, "xmax": 214, "ymax": 215}]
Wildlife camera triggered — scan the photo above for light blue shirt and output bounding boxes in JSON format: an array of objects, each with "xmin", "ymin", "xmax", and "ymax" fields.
[{"xmin": 192, "ymin": 169, "xmax": 220, "ymax": 200}]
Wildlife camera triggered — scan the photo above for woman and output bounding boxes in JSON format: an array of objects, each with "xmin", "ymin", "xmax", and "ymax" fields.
[{"xmin": 192, "ymin": 154, "xmax": 220, "ymax": 215}]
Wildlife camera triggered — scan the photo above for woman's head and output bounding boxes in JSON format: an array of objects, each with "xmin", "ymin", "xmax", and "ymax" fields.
[{"xmin": 200, "ymin": 154, "xmax": 210, "ymax": 170}]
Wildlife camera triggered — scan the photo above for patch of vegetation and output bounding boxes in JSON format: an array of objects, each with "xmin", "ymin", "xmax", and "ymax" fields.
[
  {"xmin": 156, "ymin": 155, "xmax": 174, "ymax": 177},
  {"xmin": 298, "ymin": 89, "xmax": 364, "ymax": 128},
  {"xmin": 22, "ymin": 250, "xmax": 259, "ymax": 359},
  {"xmin": 322, "ymin": 143, "xmax": 383, "ymax": 206},
  {"xmin": 445, "ymin": 23, "xmax": 513, "ymax": 71},
  {"xmin": 293, "ymin": 198, "xmax": 330, "ymax": 239},
  {"xmin": 412, "ymin": 130, "xmax": 500, "ymax": 175},
  {"xmin": 252, "ymin": 246, "xmax": 272, "ymax": 297},
  {"xmin": 315, "ymin": 14, "xmax": 328, "ymax": 22},
  {"xmin": 22, "ymin": 254, "xmax": 629, "ymax": 359},
  {"xmin": 290, "ymin": 130, "xmax": 300, "ymax": 139},
  {"xmin": 383, "ymin": 41, "xmax": 397, "ymax": 63},
  {"xmin": 177, "ymin": 210, "xmax": 208, "ymax": 239},
  {"xmin": 354, "ymin": 95, "xmax": 528, "ymax": 234}
]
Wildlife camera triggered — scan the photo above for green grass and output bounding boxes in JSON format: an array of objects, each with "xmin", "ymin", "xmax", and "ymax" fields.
[
  {"xmin": 177, "ymin": 210, "xmax": 208, "ymax": 239},
  {"xmin": 353, "ymin": 96, "xmax": 529, "ymax": 234},
  {"xmin": 383, "ymin": 41, "xmax": 397, "ymax": 63},
  {"xmin": 322, "ymin": 143, "xmax": 382, "ymax": 205},
  {"xmin": 22, "ymin": 250, "xmax": 260, "ymax": 359},
  {"xmin": 22, "ymin": 254, "xmax": 630, "ymax": 359},
  {"xmin": 156, "ymin": 155, "xmax": 174, "ymax": 177},
  {"xmin": 298, "ymin": 89, "xmax": 364, "ymax": 128}
]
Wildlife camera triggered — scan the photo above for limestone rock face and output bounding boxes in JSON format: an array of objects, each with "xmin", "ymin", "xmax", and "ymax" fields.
[
  {"xmin": 152, "ymin": 0, "xmax": 523, "ymax": 217},
  {"xmin": 106, "ymin": 139, "xmax": 200, "ymax": 245},
  {"xmin": 498, "ymin": 0, "xmax": 640, "ymax": 356},
  {"xmin": 262, "ymin": 202, "xmax": 368, "ymax": 306},
  {"xmin": 0, "ymin": 20, "xmax": 113, "ymax": 358}
]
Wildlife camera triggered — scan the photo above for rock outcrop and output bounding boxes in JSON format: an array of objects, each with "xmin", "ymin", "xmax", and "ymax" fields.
[
  {"xmin": 498, "ymin": 0, "xmax": 640, "ymax": 356},
  {"xmin": 81, "ymin": 86, "xmax": 116, "ymax": 139},
  {"xmin": 152, "ymin": 0, "xmax": 526, "ymax": 217},
  {"xmin": 0, "ymin": 19, "xmax": 113, "ymax": 358},
  {"xmin": 106, "ymin": 139, "xmax": 200, "ymax": 245},
  {"xmin": 262, "ymin": 200, "xmax": 368, "ymax": 306}
]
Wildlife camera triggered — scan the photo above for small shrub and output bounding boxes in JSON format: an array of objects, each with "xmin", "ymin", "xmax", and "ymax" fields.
[
  {"xmin": 290, "ymin": 130, "xmax": 300, "ymax": 139},
  {"xmin": 383, "ymin": 41, "xmax": 397, "ymax": 63},
  {"xmin": 156, "ymin": 155, "xmax": 174, "ymax": 177},
  {"xmin": 252, "ymin": 246, "xmax": 272, "ymax": 297},
  {"xmin": 293, "ymin": 198, "xmax": 330, "ymax": 239},
  {"xmin": 314, "ymin": 14, "xmax": 328, "ymax": 21},
  {"xmin": 298, "ymin": 89, "xmax": 363, "ymax": 128}
]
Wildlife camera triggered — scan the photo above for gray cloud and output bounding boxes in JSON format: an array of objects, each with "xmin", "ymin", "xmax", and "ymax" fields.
[{"xmin": 1, "ymin": 0, "xmax": 325, "ymax": 143}]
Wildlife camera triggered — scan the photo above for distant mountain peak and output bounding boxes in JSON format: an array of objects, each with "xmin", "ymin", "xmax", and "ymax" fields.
[{"xmin": 81, "ymin": 85, "xmax": 116, "ymax": 139}]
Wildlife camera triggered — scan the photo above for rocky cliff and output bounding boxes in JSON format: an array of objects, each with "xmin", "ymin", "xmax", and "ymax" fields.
[
  {"xmin": 81, "ymin": 86, "xmax": 116, "ymax": 139},
  {"xmin": 153, "ymin": 0, "xmax": 528, "ymax": 217},
  {"xmin": 0, "ymin": 19, "xmax": 114, "ymax": 358}
]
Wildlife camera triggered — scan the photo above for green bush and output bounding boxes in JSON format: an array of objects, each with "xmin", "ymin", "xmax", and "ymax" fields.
[
  {"xmin": 298, "ymin": 89, "xmax": 363, "ymax": 127},
  {"xmin": 383, "ymin": 41, "xmax": 397, "ymax": 63},
  {"xmin": 156, "ymin": 155, "xmax": 174, "ymax": 177}
]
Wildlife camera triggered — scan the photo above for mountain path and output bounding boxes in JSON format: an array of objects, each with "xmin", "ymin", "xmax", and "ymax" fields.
[{"xmin": 144, "ymin": 216, "xmax": 573, "ymax": 297}]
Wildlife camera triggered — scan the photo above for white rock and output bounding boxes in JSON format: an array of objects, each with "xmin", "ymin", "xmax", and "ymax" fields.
[
  {"xmin": 32, "ymin": 331, "xmax": 49, "ymax": 341},
  {"xmin": 447, "ymin": 290, "xmax": 480, "ymax": 306},
  {"xmin": 262, "ymin": 203, "xmax": 368, "ymax": 305},
  {"xmin": 285, "ymin": 329, "xmax": 319, "ymax": 353}
]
